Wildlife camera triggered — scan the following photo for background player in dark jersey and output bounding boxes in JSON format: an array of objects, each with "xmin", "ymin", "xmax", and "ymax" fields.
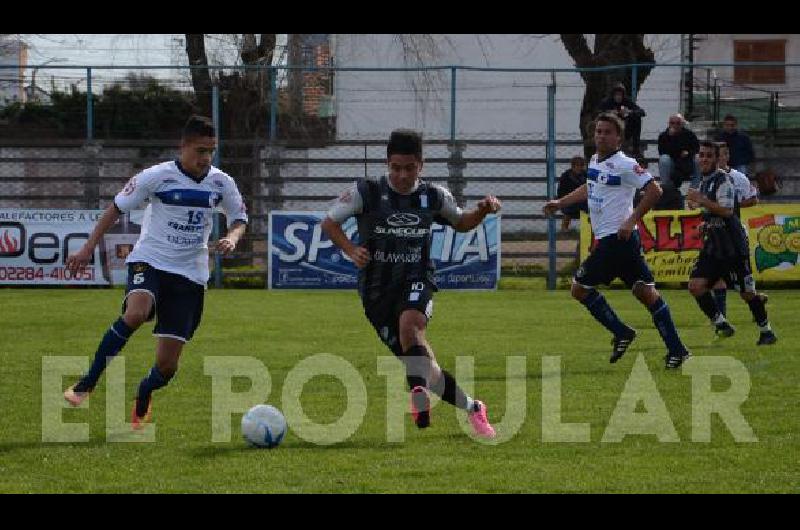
[
  {"xmin": 702, "ymin": 142, "xmax": 761, "ymax": 318},
  {"xmin": 686, "ymin": 142, "xmax": 777, "ymax": 345},
  {"xmin": 322, "ymin": 129, "xmax": 501, "ymax": 438}
]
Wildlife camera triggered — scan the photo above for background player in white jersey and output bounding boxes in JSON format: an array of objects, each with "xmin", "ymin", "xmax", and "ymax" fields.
[
  {"xmin": 63, "ymin": 116, "xmax": 248, "ymax": 428},
  {"xmin": 544, "ymin": 113, "xmax": 692, "ymax": 369},
  {"xmin": 704, "ymin": 142, "xmax": 760, "ymax": 317}
]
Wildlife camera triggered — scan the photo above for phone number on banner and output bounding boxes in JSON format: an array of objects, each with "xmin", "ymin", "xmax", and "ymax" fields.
[{"xmin": 0, "ymin": 266, "xmax": 96, "ymax": 282}]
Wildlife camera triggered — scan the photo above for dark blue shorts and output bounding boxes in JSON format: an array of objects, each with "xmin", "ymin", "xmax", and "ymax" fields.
[
  {"xmin": 361, "ymin": 280, "xmax": 435, "ymax": 357},
  {"xmin": 690, "ymin": 252, "xmax": 756, "ymax": 294},
  {"xmin": 574, "ymin": 231, "xmax": 655, "ymax": 289},
  {"xmin": 123, "ymin": 262, "xmax": 205, "ymax": 342}
]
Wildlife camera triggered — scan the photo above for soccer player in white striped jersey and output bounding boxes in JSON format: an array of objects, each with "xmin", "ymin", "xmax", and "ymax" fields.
[
  {"xmin": 544, "ymin": 113, "xmax": 692, "ymax": 369},
  {"xmin": 707, "ymin": 141, "xmax": 761, "ymax": 318},
  {"xmin": 63, "ymin": 116, "xmax": 248, "ymax": 428}
]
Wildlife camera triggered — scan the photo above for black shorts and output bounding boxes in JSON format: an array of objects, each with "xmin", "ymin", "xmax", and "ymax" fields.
[
  {"xmin": 574, "ymin": 231, "xmax": 655, "ymax": 289},
  {"xmin": 361, "ymin": 280, "xmax": 435, "ymax": 357},
  {"xmin": 690, "ymin": 253, "xmax": 756, "ymax": 294},
  {"xmin": 123, "ymin": 262, "xmax": 205, "ymax": 342}
]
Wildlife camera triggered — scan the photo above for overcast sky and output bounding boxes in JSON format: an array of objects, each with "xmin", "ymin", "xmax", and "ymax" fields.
[{"xmin": 19, "ymin": 34, "xmax": 287, "ymax": 92}]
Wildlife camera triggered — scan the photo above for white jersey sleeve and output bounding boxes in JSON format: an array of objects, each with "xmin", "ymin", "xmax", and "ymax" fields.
[
  {"xmin": 434, "ymin": 185, "xmax": 463, "ymax": 225},
  {"xmin": 716, "ymin": 177, "xmax": 736, "ymax": 209},
  {"xmin": 620, "ymin": 159, "xmax": 654, "ymax": 190},
  {"xmin": 326, "ymin": 182, "xmax": 363, "ymax": 223},
  {"xmin": 114, "ymin": 168, "xmax": 159, "ymax": 213},
  {"xmin": 220, "ymin": 176, "xmax": 249, "ymax": 228},
  {"xmin": 729, "ymin": 169, "xmax": 756, "ymax": 200}
]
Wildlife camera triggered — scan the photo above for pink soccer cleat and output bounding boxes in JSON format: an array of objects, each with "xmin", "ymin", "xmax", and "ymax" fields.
[
  {"xmin": 410, "ymin": 386, "xmax": 431, "ymax": 429},
  {"xmin": 64, "ymin": 384, "xmax": 91, "ymax": 407},
  {"xmin": 130, "ymin": 398, "xmax": 153, "ymax": 431},
  {"xmin": 468, "ymin": 400, "xmax": 496, "ymax": 438}
]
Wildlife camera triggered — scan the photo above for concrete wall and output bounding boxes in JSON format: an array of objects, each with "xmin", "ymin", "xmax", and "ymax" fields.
[{"xmin": 333, "ymin": 34, "xmax": 683, "ymax": 146}]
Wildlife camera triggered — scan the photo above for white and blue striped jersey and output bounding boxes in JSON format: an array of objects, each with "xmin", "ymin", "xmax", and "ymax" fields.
[
  {"xmin": 586, "ymin": 150, "xmax": 654, "ymax": 239},
  {"xmin": 726, "ymin": 167, "xmax": 757, "ymax": 202},
  {"xmin": 114, "ymin": 160, "xmax": 248, "ymax": 286}
]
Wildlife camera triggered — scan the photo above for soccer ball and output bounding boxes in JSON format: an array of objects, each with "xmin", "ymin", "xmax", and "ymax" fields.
[{"xmin": 241, "ymin": 404, "xmax": 287, "ymax": 448}]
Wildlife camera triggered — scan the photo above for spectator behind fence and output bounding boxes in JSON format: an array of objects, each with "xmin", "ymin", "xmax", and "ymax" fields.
[
  {"xmin": 657, "ymin": 113, "xmax": 700, "ymax": 207},
  {"xmin": 557, "ymin": 156, "xmax": 589, "ymax": 231},
  {"xmin": 715, "ymin": 114, "xmax": 755, "ymax": 176},
  {"xmin": 598, "ymin": 83, "xmax": 645, "ymax": 156}
]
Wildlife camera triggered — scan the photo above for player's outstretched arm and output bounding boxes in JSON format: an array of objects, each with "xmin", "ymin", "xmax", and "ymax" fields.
[
  {"xmin": 211, "ymin": 220, "xmax": 247, "ymax": 255},
  {"xmin": 321, "ymin": 217, "xmax": 369, "ymax": 268},
  {"xmin": 454, "ymin": 195, "xmax": 502, "ymax": 232},
  {"xmin": 65, "ymin": 203, "xmax": 121, "ymax": 274},
  {"xmin": 543, "ymin": 184, "xmax": 587, "ymax": 217}
]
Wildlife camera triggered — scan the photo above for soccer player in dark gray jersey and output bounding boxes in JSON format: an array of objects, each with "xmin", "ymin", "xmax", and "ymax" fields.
[
  {"xmin": 686, "ymin": 141, "xmax": 777, "ymax": 345},
  {"xmin": 322, "ymin": 129, "xmax": 501, "ymax": 438}
]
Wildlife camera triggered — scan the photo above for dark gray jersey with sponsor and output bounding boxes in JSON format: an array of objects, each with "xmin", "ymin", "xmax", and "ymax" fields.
[
  {"xmin": 327, "ymin": 176, "xmax": 462, "ymax": 302},
  {"xmin": 699, "ymin": 170, "xmax": 749, "ymax": 259}
]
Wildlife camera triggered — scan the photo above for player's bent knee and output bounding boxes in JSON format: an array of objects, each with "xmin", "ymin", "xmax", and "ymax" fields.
[
  {"xmin": 632, "ymin": 282, "xmax": 658, "ymax": 304},
  {"xmin": 157, "ymin": 363, "xmax": 178, "ymax": 379},
  {"xmin": 123, "ymin": 309, "xmax": 149, "ymax": 328},
  {"xmin": 688, "ymin": 280, "xmax": 706, "ymax": 297},
  {"xmin": 571, "ymin": 282, "xmax": 590, "ymax": 301}
]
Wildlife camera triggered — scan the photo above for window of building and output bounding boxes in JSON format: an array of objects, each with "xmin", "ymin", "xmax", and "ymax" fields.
[{"xmin": 734, "ymin": 39, "xmax": 786, "ymax": 84}]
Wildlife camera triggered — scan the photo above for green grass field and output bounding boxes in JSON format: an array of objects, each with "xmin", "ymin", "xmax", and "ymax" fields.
[{"xmin": 1, "ymin": 285, "xmax": 798, "ymax": 493}]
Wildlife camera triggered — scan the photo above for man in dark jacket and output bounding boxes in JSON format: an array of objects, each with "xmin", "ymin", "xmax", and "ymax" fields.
[
  {"xmin": 657, "ymin": 113, "xmax": 700, "ymax": 206},
  {"xmin": 557, "ymin": 156, "xmax": 588, "ymax": 231},
  {"xmin": 715, "ymin": 114, "xmax": 755, "ymax": 176},
  {"xmin": 598, "ymin": 84, "xmax": 646, "ymax": 156}
]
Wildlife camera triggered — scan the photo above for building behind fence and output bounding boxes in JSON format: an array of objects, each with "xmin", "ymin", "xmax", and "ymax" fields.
[{"xmin": 3, "ymin": 59, "xmax": 800, "ymax": 286}]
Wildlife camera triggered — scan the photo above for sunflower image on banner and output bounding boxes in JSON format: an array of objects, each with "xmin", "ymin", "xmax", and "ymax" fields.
[{"xmin": 747, "ymin": 208, "xmax": 800, "ymax": 278}]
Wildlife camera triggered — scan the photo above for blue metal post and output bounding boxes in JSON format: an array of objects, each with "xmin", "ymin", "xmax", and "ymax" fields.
[
  {"xmin": 631, "ymin": 64, "xmax": 638, "ymax": 101},
  {"xmin": 546, "ymin": 78, "xmax": 557, "ymax": 291},
  {"xmin": 86, "ymin": 68, "xmax": 93, "ymax": 142},
  {"xmin": 270, "ymin": 66, "xmax": 278, "ymax": 143},
  {"xmin": 450, "ymin": 67, "xmax": 457, "ymax": 143},
  {"xmin": 212, "ymin": 84, "xmax": 223, "ymax": 288}
]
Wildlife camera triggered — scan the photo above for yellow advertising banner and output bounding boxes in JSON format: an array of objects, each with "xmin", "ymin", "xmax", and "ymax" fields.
[{"xmin": 579, "ymin": 204, "xmax": 800, "ymax": 282}]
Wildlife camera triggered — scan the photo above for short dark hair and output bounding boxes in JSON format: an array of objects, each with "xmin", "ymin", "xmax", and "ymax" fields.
[
  {"xmin": 570, "ymin": 155, "xmax": 586, "ymax": 166},
  {"xmin": 699, "ymin": 140, "xmax": 719, "ymax": 157},
  {"xmin": 723, "ymin": 114, "xmax": 737, "ymax": 123},
  {"xmin": 182, "ymin": 115, "xmax": 215, "ymax": 140},
  {"xmin": 387, "ymin": 129, "xmax": 423, "ymax": 160},
  {"xmin": 595, "ymin": 112, "xmax": 625, "ymax": 137}
]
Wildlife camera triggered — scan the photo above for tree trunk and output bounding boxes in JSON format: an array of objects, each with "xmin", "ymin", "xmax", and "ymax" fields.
[
  {"xmin": 560, "ymin": 34, "xmax": 655, "ymax": 160},
  {"xmin": 287, "ymin": 34, "xmax": 309, "ymax": 131},
  {"xmin": 185, "ymin": 34, "xmax": 213, "ymax": 116}
]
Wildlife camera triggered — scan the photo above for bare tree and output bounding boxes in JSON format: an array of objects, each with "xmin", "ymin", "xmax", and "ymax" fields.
[
  {"xmin": 185, "ymin": 34, "xmax": 213, "ymax": 116},
  {"xmin": 559, "ymin": 34, "xmax": 656, "ymax": 159}
]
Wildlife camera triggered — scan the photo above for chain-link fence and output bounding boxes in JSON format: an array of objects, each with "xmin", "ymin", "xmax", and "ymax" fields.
[{"xmin": 3, "ymin": 63, "xmax": 800, "ymax": 288}]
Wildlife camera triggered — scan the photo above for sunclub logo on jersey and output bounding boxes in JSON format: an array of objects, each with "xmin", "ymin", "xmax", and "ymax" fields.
[
  {"xmin": 386, "ymin": 213, "xmax": 420, "ymax": 227},
  {"xmin": 374, "ymin": 225, "xmax": 430, "ymax": 237},
  {"xmin": 376, "ymin": 212, "xmax": 428, "ymax": 237}
]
